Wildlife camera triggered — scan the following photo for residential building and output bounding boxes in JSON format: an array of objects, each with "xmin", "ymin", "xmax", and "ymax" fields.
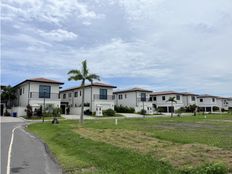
[
  {"xmin": 60, "ymin": 82, "xmax": 116, "ymax": 116},
  {"xmin": 150, "ymin": 91, "xmax": 198, "ymax": 112},
  {"xmin": 197, "ymin": 94, "xmax": 222, "ymax": 112},
  {"xmin": 12, "ymin": 78, "xmax": 64, "ymax": 116},
  {"xmin": 113, "ymin": 88, "xmax": 153, "ymax": 114}
]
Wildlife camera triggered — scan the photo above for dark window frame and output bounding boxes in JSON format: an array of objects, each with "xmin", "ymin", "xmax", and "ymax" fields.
[
  {"xmin": 162, "ymin": 96, "xmax": 165, "ymax": 101},
  {"xmin": 39, "ymin": 85, "xmax": 51, "ymax": 98},
  {"xmin": 100, "ymin": 89, "xmax": 107, "ymax": 100},
  {"xmin": 141, "ymin": 93, "xmax": 146, "ymax": 102}
]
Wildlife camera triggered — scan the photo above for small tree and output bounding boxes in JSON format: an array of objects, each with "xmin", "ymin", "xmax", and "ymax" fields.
[
  {"xmin": 25, "ymin": 104, "xmax": 33, "ymax": 118},
  {"xmin": 175, "ymin": 107, "xmax": 186, "ymax": 117},
  {"xmin": 166, "ymin": 97, "xmax": 177, "ymax": 117},
  {"xmin": 1, "ymin": 85, "xmax": 16, "ymax": 109}
]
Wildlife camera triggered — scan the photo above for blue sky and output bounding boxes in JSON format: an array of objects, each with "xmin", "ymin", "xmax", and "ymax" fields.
[{"xmin": 1, "ymin": 0, "xmax": 232, "ymax": 96}]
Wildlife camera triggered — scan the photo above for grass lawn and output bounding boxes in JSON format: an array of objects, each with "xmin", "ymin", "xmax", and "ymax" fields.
[{"xmin": 27, "ymin": 113, "xmax": 232, "ymax": 174}]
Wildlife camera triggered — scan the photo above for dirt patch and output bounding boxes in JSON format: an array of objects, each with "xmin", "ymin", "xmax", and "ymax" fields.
[{"xmin": 74, "ymin": 128, "xmax": 232, "ymax": 170}]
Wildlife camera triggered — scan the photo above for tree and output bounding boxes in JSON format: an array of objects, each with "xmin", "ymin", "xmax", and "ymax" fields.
[
  {"xmin": 68, "ymin": 60, "xmax": 100, "ymax": 124},
  {"xmin": 1, "ymin": 85, "xmax": 16, "ymax": 109},
  {"xmin": 166, "ymin": 97, "xmax": 177, "ymax": 117}
]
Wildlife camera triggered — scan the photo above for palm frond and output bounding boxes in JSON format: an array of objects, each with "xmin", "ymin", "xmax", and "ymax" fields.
[
  {"xmin": 86, "ymin": 73, "xmax": 100, "ymax": 82},
  {"xmin": 166, "ymin": 97, "xmax": 177, "ymax": 103},
  {"xmin": 68, "ymin": 74, "xmax": 83, "ymax": 81},
  {"xmin": 67, "ymin": 70, "xmax": 82, "ymax": 75},
  {"xmin": 81, "ymin": 60, "xmax": 89, "ymax": 77}
]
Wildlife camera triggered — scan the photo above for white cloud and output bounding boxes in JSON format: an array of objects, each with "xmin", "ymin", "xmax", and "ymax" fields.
[
  {"xmin": 1, "ymin": 0, "xmax": 102, "ymax": 24},
  {"xmin": 38, "ymin": 29, "xmax": 78, "ymax": 42},
  {"xmin": 1, "ymin": 0, "xmax": 232, "ymax": 96}
]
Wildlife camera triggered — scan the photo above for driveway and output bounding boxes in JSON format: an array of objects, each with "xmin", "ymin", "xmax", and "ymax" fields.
[{"xmin": 1, "ymin": 116, "xmax": 62, "ymax": 174}]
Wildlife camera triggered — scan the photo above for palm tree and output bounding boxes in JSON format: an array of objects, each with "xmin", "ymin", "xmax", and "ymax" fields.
[
  {"xmin": 1, "ymin": 85, "xmax": 16, "ymax": 109},
  {"xmin": 68, "ymin": 60, "xmax": 100, "ymax": 124},
  {"xmin": 166, "ymin": 97, "xmax": 177, "ymax": 117}
]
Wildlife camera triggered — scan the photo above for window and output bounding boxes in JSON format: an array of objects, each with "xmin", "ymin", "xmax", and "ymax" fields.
[
  {"xmin": 125, "ymin": 94, "xmax": 127, "ymax": 98},
  {"xmin": 162, "ymin": 96, "xmax": 165, "ymax": 101},
  {"xmin": 20, "ymin": 88, "xmax": 22, "ymax": 95},
  {"xmin": 23, "ymin": 88, "xmax": 24, "ymax": 94},
  {"xmin": 80, "ymin": 91, "xmax": 81, "ymax": 96},
  {"xmin": 39, "ymin": 85, "xmax": 51, "ymax": 98},
  {"xmin": 212, "ymin": 98, "xmax": 215, "ymax": 102},
  {"xmin": 149, "ymin": 96, "xmax": 152, "ymax": 101},
  {"xmin": 119, "ymin": 94, "xmax": 123, "ymax": 100},
  {"xmin": 191, "ymin": 96, "xmax": 195, "ymax": 101},
  {"xmin": 100, "ymin": 89, "xmax": 107, "ymax": 100},
  {"xmin": 141, "ymin": 93, "xmax": 146, "ymax": 101},
  {"xmin": 63, "ymin": 93, "xmax": 66, "ymax": 99},
  {"xmin": 30, "ymin": 92, "xmax": 32, "ymax": 98},
  {"xmin": 74, "ymin": 92, "xmax": 78, "ymax": 97},
  {"xmin": 69, "ymin": 93, "xmax": 72, "ymax": 98},
  {"xmin": 176, "ymin": 95, "xmax": 180, "ymax": 100},
  {"xmin": 200, "ymin": 98, "xmax": 203, "ymax": 102},
  {"xmin": 153, "ymin": 97, "xmax": 156, "ymax": 101}
]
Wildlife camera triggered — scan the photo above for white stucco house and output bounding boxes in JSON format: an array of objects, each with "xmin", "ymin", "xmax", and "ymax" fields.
[
  {"xmin": 150, "ymin": 91, "xmax": 198, "ymax": 113},
  {"xmin": 60, "ymin": 82, "xmax": 116, "ymax": 116},
  {"xmin": 12, "ymin": 77, "xmax": 64, "ymax": 116},
  {"xmin": 197, "ymin": 95, "xmax": 230, "ymax": 112},
  {"xmin": 113, "ymin": 88, "xmax": 153, "ymax": 114}
]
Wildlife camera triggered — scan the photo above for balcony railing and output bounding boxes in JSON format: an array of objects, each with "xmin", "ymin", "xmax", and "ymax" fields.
[
  {"xmin": 93, "ymin": 94, "xmax": 114, "ymax": 101},
  {"xmin": 137, "ymin": 98, "xmax": 152, "ymax": 102},
  {"xmin": 29, "ymin": 92, "xmax": 60, "ymax": 100}
]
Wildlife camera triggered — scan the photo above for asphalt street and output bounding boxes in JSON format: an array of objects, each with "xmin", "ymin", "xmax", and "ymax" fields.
[{"xmin": 1, "ymin": 117, "xmax": 62, "ymax": 174}]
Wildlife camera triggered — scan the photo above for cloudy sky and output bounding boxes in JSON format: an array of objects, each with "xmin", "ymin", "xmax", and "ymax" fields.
[{"xmin": 1, "ymin": 0, "xmax": 232, "ymax": 96}]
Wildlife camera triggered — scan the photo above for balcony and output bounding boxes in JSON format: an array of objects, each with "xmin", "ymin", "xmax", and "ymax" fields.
[
  {"xmin": 29, "ymin": 92, "xmax": 60, "ymax": 100},
  {"xmin": 93, "ymin": 94, "xmax": 114, "ymax": 101},
  {"xmin": 137, "ymin": 98, "xmax": 152, "ymax": 102}
]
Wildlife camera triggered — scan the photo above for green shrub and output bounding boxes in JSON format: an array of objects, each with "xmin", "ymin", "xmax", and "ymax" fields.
[
  {"xmin": 181, "ymin": 163, "xmax": 228, "ymax": 174},
  {"xmin": 213, "ymin": 106, "xmax": 220, "ymax": 112},
  {"xmin": 140, "ymin": 109, "xmax": 146, "ymax": 115},
  {"xmin": 114, "ymin": 105, "xmax": 135, "ymax": 113},
  {"xmin": 103, "ymin": 109, "xmax": 115, "ymax": 116},
  {"xmin": 25, "ymin": 104, "xmax": 33, "ymax": 118},
  {"xmin": 175, "ymin": 107, "xmax": 186, "ymax": 116}
]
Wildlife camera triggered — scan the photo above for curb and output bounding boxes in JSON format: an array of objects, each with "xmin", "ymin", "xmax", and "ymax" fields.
[{"xmin": 22, "ymin": 124, "xmax": 64, "ymax": 173}]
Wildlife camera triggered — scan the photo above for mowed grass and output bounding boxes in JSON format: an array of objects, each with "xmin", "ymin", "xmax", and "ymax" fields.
[{"xmin": 27, "ymin": 113, "xmax": 232, "ymax": 173}]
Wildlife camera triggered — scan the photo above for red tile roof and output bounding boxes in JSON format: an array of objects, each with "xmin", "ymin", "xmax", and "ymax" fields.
[
  {"xmin": 14, "ymin": 77, "xmax": 64, "ymax": 87},
  {"xmin": 113, "ymin": 87, "xmax": 153, "ymax": 94}
]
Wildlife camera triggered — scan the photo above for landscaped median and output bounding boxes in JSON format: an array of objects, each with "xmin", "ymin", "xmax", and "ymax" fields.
[{"xmin": 27, "ymin": 114, "xmax": 232, "ymax": 174}]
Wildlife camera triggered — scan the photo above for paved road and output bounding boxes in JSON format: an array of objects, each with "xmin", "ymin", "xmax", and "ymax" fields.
[{"xmin": 1, "ymin": 117, "xmax": 62, "ymax": 174}]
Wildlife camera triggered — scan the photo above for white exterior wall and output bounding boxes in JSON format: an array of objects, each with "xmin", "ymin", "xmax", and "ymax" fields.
[
  {"xmin": 29, "ymin": 82, "xmax": 61, "ymax": 107},
  {"xmin": 182, "ymin": 95, "xmax": 198, "ymax": 106},
  {"xmin": 197, "ymin": 97, "xmax": 217, "ymax": 108},
  {"xmin": 152, "ymin": 94, "xmax": 185, "ymax": 111},
  {"xmin": 60, "ymin": 86, "xmax": 115, "ymax": 114},
  {"xmin": 114, "ymin": 91, "xmax": 153, "ymax": 114},
  {"xmin": 13, "ymin": 81, "xmax": 62, "ymax": 116}
]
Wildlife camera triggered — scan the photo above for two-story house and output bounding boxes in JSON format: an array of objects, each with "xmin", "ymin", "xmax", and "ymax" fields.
[
  {"xmin": 197, "ymin": 94, "xmax": 222, "ymax": 112},
  {"xmin": 150, "ymin": 91, "xmax": 198, "ymax": 112},
  {"xmin": 113, "ymin": 88, "xmax": 153, "ymax": 114},
  {"xmin": 60, "ymin": 82, "xmax": 116, "ymax": 116},
  {"xmin": 12, "ymin": 78, "xmax": 64, "ymax": 116}
]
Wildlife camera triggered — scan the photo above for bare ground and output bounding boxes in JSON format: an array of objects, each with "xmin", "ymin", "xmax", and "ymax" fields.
[{"xmin": 74, "ymin": 128, "xmax": 232, "ymax": 170}]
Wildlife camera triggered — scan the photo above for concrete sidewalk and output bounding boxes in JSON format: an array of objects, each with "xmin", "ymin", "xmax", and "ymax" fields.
[{"xmin": 0, "ymin": 116, "xmax": 25, "ymax": 123}]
